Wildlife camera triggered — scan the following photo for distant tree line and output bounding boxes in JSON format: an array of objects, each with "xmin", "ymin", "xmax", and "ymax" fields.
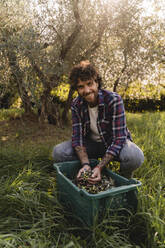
[{"xmin": 124, "ymin": 95, "xmax": 165, "ymax": 112}]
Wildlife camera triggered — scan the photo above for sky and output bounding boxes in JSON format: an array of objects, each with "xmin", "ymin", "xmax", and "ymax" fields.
[
  {"xmin": 33, "ymin": 0, "xmax": 165, "ymax": 20},
  {"xmin": 142, "ymin": 0, "xmax": 165, "ymax": 19}
]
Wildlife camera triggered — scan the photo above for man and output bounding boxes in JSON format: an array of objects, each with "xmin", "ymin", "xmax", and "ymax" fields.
[{"xmin": 52, "ymin": 61, "xmax": 144, "ymax": 182}]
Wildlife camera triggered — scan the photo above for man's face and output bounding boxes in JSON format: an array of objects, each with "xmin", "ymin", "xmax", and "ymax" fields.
[{"xmin": 77, "ymin": 79, "xmax": 99, "ymax": 107}]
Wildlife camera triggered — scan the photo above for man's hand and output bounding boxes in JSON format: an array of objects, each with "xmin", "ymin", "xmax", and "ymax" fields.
[
  {"xmin": 75, "ymin": 146, "xmax": 91, "ymax": 180},
  {"xmin": 88, "ymin": 153, "xmax": 114, "ymax": 184},
  {"xmin": 87, "ymin": 165, "xmax": 102, "ymax": 184},
  {"xmin": 77, "ymin": 165, "xmax": 91, "ymax": 179}
]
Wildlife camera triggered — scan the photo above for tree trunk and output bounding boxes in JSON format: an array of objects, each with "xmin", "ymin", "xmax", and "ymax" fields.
[
  {"xmin": 113, "ymin": 49, "xmax": 128, "ymax": 92},
  {"xmin": 39, "ymin": 87, "xmax": 61, "ymax": 126},
  {"xmin": 7, "ymin": 50, "xmax": 33, "ymax": 114},
  {"xmin": 62, "ymin": 87, "xmax": 74, "ymax": 124}
]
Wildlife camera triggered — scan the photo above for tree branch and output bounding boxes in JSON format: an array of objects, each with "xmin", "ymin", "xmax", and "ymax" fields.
[
  {"xmin": 113, "ymin": 49, "xmax": 128, "ymax": 92},
  {"xmin": 79, "ymin": 15, "xmax": 108, "ymax": 60},
  {"xmin": 33, "ymin": 64, "xmax": 48, "ymax": 83},
  {"xmin": 60, "ymin": 0, "xmax": 82, "ymax": 60},
  {"xmin": 47, "ymin": 24, "xmax": 64, "ymax": 47}
]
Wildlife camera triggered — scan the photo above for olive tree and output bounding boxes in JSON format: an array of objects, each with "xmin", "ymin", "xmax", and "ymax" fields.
[
  {"xmin": 0, "ymin": 0, "xmax": 110, "ymax": 124},
  {"xmin": 26, "ymin": 0, "xmax": 110, "ymax": 124},
  {"xmin": 0, "ymin": 1, "xmax": 33, "ymax": 112},
  {"xmin": 0, "ymin": 0, "xmax": 164, "ymax": 124},
  {"xmin": 93, "ymin": 0, "xmax": 165, "ymax": 95}
]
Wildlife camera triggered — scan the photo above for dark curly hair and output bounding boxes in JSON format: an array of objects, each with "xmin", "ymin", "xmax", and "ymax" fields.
[{"xmin": 69, "ymin": 60, "xmax": 102, "ymax": 90}]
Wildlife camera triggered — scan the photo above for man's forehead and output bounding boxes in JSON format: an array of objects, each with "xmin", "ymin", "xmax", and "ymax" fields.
[{"xmin": 77, "ymin": 78, "xmax": 94, "ymax": 84}]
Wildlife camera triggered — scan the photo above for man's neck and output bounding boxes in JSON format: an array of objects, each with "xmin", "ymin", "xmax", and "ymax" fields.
[{"xmin": 88, "ymin": 102, "xmax": 98, "ymax": 108}]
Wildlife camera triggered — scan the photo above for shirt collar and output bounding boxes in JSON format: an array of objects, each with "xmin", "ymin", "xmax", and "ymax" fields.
[{"xmin": 98, "ymin": 89, "xmax": 104, "ymax": 106}]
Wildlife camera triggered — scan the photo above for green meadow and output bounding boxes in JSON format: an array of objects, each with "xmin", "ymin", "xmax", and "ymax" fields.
[{"xmin": 0, "ymin": 110, "xmax": 164, "ymax": 248}]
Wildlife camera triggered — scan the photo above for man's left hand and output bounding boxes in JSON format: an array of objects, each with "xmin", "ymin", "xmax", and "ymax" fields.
[{"xmin": 87, "ymin": 165, "xmax": 102, "ymax": 184}]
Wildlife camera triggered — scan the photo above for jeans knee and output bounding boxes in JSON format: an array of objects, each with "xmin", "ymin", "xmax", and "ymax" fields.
[
  {"xmin": 128, "ymin": 149, "xmax": 144, "ymax": 170},
  {"xmin": 134, "ymin": 148, "xmax": 144, "ymax": 168},
  {"xmin": 52, "ymin": 144, "xmax": 62, "ymax": 162},
  {"xmin": 132, "ymin": 156, "xmax": 144, "ymax": 170},
  {"xmin": 139, "ymin": 150, "xmax": 144, "ymax": 166},
  {"xmin": 120, "ymin": 145, "xmax": 144, "ymax": 171},
  {"xmin": 52, "ymin": 140, "xmax": 77, "ymax": 162}
]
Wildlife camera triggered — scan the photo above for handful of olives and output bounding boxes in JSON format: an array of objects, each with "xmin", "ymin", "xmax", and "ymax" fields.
[{"xmin": 73, "ymin": 170, "xmax": 115, "ymax": 194}]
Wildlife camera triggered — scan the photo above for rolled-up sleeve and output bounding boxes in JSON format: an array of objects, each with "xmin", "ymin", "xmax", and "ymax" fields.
[
  {"xmin": 106, "ymin": 95, "xmax": 127, "ymax": 157},
  {"xmin": 71, "ymin": 102, "xmax": 83, "ymax": 148}
]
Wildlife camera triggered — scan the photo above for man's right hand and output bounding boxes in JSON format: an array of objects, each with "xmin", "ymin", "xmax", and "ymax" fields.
[{"xmin": 77, "ymin": 165, "xmax": 91, "ymax": 179}]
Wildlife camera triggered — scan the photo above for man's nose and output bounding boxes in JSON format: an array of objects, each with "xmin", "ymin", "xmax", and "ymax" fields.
[{"xmin": 84, "ymin": 85, "xmax": 90, "ymax": 94}]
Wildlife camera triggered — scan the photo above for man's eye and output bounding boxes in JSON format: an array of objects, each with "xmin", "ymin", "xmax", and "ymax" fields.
[
  {"xmin": 88, "ymin": 82, "xmax": 93, "ymax": 86},
  {"xmin": 77, "ymin": 85, "xmax": 83, "ymax": 89}
]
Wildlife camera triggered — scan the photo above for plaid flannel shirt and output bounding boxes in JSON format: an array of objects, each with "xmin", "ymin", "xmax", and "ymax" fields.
[{"xmin": 71, "ymin": 89, "xmax": 132, "ymax": 157}]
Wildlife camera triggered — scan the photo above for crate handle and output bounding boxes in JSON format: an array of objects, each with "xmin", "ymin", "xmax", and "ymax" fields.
[{"xmin": 105, "ymin": 184, "xmax": 141, "ymax": 195}]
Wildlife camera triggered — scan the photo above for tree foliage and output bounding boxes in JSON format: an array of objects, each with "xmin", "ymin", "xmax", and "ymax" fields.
[
  {"xmin": 0, "ymin": 0, "xmax": 164, "ymax": 124},
  {"xmin": 94, "ymin": 0, "xmax": 165, "ymax": 94}
]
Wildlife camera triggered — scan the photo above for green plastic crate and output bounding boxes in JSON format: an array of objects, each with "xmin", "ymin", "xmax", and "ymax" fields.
[{"xmin": 53, "ymin": 159, "xmax": 141, "ymax": 226}]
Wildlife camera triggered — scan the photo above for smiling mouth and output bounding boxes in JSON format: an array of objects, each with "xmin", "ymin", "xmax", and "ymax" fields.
[
  {"xmin": 84, "ymin": 93, "xmax": 93, "ymax": 97},
  {"xmin": 85, "ymin": 95, "xmax": 93, "ymax": 101}
]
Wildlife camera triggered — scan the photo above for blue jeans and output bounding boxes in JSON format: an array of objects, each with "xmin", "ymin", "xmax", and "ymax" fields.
[{"xmin": 52, "ymin": 139, "xmax": 144, "ymax": 178}]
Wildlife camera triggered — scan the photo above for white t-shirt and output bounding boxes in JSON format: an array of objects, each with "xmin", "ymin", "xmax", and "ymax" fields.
[{"xmin": 88, "ymin": 105, "xmax": 101, "ymax": 142}]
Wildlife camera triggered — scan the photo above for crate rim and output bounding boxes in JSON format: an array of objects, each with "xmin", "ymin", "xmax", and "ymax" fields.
[{"xmin": 53, "ymin": 161, "xmax": 142, "ymax": 200}]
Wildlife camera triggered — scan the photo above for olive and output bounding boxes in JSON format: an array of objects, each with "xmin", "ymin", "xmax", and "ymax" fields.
[{"xmin": 71, "ymin": 170, "xmax": 116, "ymax": 194}]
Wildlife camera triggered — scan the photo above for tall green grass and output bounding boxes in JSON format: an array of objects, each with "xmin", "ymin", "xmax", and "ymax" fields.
[
  {"xmin": 0, "ymin": 111, "xmax": 164, "ymax": 247},
  {"xmin": 127, "ymin": 112, "xmax": 165, "ymax": 248}
]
